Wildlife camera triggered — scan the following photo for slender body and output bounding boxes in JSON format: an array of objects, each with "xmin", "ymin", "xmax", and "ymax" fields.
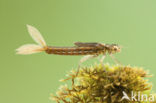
[
  {"xmin": 45, "ymin": 43, "xmax": 120, "ymax": 56},
  {"xmin": 16, "ymin": 25, "xmax": 121, "ymax": 66}
]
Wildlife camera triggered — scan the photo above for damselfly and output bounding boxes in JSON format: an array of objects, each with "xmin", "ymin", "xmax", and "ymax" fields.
[{"xmin": 16, "ymin": 25, "xmax": 121, "ymax": 70}]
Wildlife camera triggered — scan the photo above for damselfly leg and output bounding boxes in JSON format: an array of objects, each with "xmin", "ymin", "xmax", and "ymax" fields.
[
  {"xmin": 76, "ymin": 55, "xmax": 98, "ymax": 76},
  {"xmin": 100, "ymin": 55, "xmax": 106, "ymax": 64},
  {"xmin": 109, "ymin": 54, "xmax": 121, "ymax": 65},
  {"xmin": 100, "ymin": 55, "xmax": 106, "ymax": 70}
]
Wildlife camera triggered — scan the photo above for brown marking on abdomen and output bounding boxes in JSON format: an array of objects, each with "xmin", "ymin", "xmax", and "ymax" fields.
[{"xmin": 45, "ymin": 46, "xmax": 100, "ymax": 55}]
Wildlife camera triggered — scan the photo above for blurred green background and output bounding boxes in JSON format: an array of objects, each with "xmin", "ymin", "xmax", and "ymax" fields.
[{"xmin": 0, "ymin": 0, "xmax": 156, "ymax": 103}]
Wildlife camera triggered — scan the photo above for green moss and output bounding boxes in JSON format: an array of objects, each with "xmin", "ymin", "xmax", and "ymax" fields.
[{"xmin": 51, "ymin": 64, "xmax": 155, "ymax": 103}]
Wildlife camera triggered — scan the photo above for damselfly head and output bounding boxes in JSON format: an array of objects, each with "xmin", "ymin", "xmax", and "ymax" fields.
[{"xmin": 109, "ymin": 44, "xmax": 121, "ymax": 53}]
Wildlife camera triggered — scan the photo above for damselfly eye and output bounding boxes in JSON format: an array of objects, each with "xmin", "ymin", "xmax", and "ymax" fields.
[
  {"xmin": 112, "ymin": 45, "xmax": 118, "ymax": 50},
  {"xmin": 113, "ymin": 46, "xmax": 120, "ymax": 52},
  {"xmin": 114, "ymin": 47, "xmax": 118, "ymax": 50}
]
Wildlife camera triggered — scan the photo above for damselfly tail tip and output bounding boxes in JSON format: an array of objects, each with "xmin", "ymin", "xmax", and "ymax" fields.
[
  {"xmin": 26, "ymin": 24, "xmax": 36, "ymax": 32},
  {"xmin": 26, "ymin": 24, "xmax": 34, "ymax": 31},
  {"xmin": 26, "ymin": 24, "xmax": 47, "ymax": 47},
  {"xmin": 16, "ymin": 44, "xmax": 45, "ymax": 55},
  {"xmin": 16, "ymin": 24, "xmax": 47, "ymax": 55},
  {"xmin": 26, "ymin": 24, "xmax": 30, "ymax": 27}
]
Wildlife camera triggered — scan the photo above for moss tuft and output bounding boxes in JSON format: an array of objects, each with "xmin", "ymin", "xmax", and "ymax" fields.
[{"xmin": 51, "ymin": 64, "xmax": 155, "ymax": 103}]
